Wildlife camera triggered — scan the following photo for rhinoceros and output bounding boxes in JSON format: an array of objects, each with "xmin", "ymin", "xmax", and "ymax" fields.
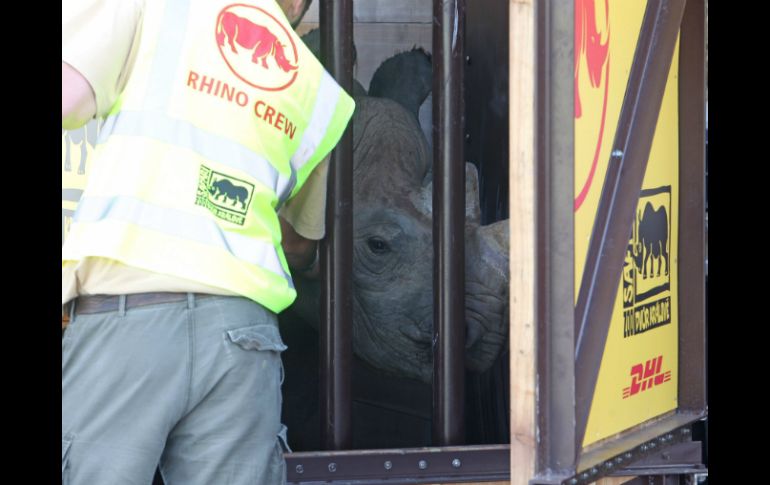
[{"xmin": 285, "ymin": 46, "xmax": 510, "ymax": 385}]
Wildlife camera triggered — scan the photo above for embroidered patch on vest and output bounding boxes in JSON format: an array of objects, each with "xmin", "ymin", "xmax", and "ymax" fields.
[{"xmin": 196, "ymin": 165, "xmax": 255, "ymax": 225}]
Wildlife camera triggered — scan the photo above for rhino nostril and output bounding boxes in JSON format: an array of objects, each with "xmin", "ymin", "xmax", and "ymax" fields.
[{"xmin": 399, "ymin": 324, "xmax": 432, "ymax": 344}]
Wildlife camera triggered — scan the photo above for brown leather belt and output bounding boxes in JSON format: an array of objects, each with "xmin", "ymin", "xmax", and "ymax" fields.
[{"xmin": 71, "ymin": 292, "xmax": 213, "ymax": 315}]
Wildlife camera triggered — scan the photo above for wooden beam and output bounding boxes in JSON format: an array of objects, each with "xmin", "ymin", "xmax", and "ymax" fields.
[{"xmin": 509, "ymin": 0, "xmax": 536, "ymax": 484}]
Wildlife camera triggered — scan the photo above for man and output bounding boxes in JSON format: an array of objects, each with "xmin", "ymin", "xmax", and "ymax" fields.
[{"xmin": 61, "ymin": 0, "xmax": 353, "ymax": 483}]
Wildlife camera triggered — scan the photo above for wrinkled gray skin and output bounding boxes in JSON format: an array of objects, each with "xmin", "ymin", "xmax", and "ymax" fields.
[{"xmin": 290, "ymin": 45, "xmax": 510, "ymax": 383}]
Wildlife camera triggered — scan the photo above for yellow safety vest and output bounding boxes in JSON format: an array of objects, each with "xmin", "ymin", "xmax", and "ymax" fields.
[{"xmin": 62, "ymin": 0, "xmax": 354, "ymax": 313}]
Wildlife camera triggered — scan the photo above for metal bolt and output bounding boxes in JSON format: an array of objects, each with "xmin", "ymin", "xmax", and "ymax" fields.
[
  {"xmin": 640, "ymin": 444, "xmax": 649, "ymax": 452},
  {"xmin": 295, "ymin": 464, "xmax": 304, "ymax": 474},
  {"xmin": 580, "ymin": 472, "xmax": 589, "ymax": 480},
  {"xmin": 328, "ymin": 463, "xmax": 337, "ymax": 473},
  {"xmin": 465, "ymin": 55, "xmax": 472, "ymax": 64},
  {"xmin": 451, "ymin": 458, "xmax": 461, "ymax": 468},
  {"xmin": 591, "ymin": 467, "xmax": 599, "ymax": 475},
  {"xmin": 648, "ymin": 441, "xmax": 656, "ymax": 449},
  {"xmin": 569, "ymin": 479, "xmax": 578, "ymax": 485},
  {"xmin": 384, "ymin": 460, "xmax": 392, "ymax": 470},
  {"xmin": 418, "ymin": 460, "xmax": 428, "ymax": 470},
  {"xmin": 615, "ymin": 457, "xmax": 624, "ymax": 464},
  {"xmin": 682, "ymin": 427, "xmax": 691, "ymax": 435},
  {"xmin": 604, "ymin": 460, "xmax": 614, "ymax": 469},
  {"xmin": 665, "ymin": 433, "xmax": 674, "ymax": 441},
  {"xmin": 612, "ymin": 149, "xmax": 623, "ymax": 158},
  {"xmin": 624, "ymin": 452, "xmax": 633, "ymax": 459},
  {"xmin": 465, "ymin": 133, "xmax": 471, "ymax": 141}
]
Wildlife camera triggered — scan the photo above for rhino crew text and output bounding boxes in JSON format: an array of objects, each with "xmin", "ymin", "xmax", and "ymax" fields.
[{"xmin": 187, "ymin": 70, "xmax": 297, "ymax": 140}]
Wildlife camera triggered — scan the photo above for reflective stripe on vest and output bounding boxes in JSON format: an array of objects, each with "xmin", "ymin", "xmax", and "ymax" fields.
[
  {"xmin": 99, "ymin": 70, "xmax": 343, "ymax": 208},
  {"xmin": 73, "ymin": 195, "xmax": 293, "ymax": 286}
]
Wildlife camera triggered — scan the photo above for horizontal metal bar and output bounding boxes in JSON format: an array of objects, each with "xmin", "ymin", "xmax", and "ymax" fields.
[
  {"xmin": 608, "ymin": 441, "xmax": 705, "ymax": 476},
  {"xmin": 577, "ymin": 411, "xmax": 705, "ymax": 471},
  {"xmin": 530, "ymin": 412, "xmax": 705, "ymax": 485},
  {"xmin": 286, "ymin": 445, "xmax": 509, "ymax": 484}
]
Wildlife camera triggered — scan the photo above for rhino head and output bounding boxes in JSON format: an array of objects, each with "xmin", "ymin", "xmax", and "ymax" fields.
[{"xmin": 291, "ymin": 46, "xmax": 509, "ymax": 383}]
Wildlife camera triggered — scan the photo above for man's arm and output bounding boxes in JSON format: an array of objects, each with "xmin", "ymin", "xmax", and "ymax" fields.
[
  {"xmin": 278, "ymin": 155, "xmax": 329, "ymax": 278},
  {"xmin": 62, "ymin": 62, "xmax": 97, "ymax": 130},
  {"xmin": 280, "ymin": 216, "xmax": 319, "ymax": 277}
]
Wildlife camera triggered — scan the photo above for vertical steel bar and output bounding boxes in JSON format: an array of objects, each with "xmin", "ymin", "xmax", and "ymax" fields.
[
  {"xmin": 573, "ymin": 0, "xmax": 687, "ymax": 457},
  {"xmin": 677, "ymin": 0, "xmax": 706, "ymax": 413},
  {"xmin": 319, "ymin": 0, "xmax": 354, "ymax": 451},
  {"xmin": 432, "ymin": 0, "xmax": 466, "ymax": 447},
  {"xmin": 535, "ymin": 0, "xmax": 576, "ymax": 474}
]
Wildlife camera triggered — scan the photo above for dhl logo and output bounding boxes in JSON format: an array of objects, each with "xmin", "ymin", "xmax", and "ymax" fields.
[{"xmin": 621, "ymin": 355, "xmax": 671, "ymax": 399}]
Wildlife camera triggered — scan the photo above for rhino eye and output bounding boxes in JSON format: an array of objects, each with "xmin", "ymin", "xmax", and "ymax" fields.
[{"xmin": 367, "ymin": 237, "xmax": 390, "ymax": 255}]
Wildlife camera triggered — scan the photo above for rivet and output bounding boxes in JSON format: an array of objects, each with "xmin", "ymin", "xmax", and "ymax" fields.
[
  {"xmin": 295, "ymin": 464, "xmax": 304, "ymax": 474},
  {"xmin": 328, "ymin": 462, "xmax": 337, "ymax": 473},
  {"xmin": 384, "ymin": 460, "xmax": 393, "ymax": 470},
  {"xmin": 418, "ymin": 460, "xmax": 428, "ymax": 470},
  {"xmin": 452, "ymin": 458, "xmax": 461, "ymax": 468}
]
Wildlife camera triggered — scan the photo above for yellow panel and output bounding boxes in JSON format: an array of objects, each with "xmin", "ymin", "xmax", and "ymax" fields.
[{"xmin": 574, "ymin": 0, "xmax": 679, "ymax": 446}]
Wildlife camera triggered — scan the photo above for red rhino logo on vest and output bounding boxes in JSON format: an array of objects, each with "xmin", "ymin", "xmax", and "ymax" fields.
[{"xmin": 215, "ymin": 5, "xmax": 299, "ymax": 91}]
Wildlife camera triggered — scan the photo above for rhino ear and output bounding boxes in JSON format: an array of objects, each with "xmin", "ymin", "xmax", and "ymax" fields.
[
  {"xmin": 368, "ymin": 47, "xmax": 432, "ymax": 120},
  {"xmin": 465, "ymin": 162, "xmax": 481, "ymax": 224}
]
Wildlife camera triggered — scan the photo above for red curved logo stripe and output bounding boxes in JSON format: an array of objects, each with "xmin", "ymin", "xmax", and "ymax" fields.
[{"xmin": 574, "ymin": 0, "xmax": 610, "ymax": 212}]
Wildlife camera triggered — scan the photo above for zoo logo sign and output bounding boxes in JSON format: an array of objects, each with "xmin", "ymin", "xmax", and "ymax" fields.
[
  {"xmin": 622, "ymin": 186, "xmax": 672, "ymax": 338},
  {"xmin": 196, "ymin": 165, "xmax": 254, "ymax": 225}
]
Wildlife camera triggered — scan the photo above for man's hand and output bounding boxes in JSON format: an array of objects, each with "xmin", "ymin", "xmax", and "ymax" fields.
[
  {"xmin": 280, "ymin": 216, "xmax": 319, "ymax": 278},
  {"xmin": 62, "ymin": 62, "xmax": 96, "ymax": 130}
]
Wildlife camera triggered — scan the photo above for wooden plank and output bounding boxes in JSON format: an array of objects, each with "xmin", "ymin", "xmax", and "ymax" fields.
[
  {"xmin": 296, "ymin": 21, "xmax": 433, "ymax": 91},
  {"xmin": 508, "ymin": 1, "xmax": 536, "ymax": 485},
  {"xmin": 304, "ymin": 0, "xmax": 432, "ymax": 24},
  {"xmin": 351, "ymin": 23, "xmax": 432, "ymax": 91}
]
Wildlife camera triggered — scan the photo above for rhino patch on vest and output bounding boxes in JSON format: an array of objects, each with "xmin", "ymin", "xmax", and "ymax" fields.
[{"xmin": 196, "ymin": 165, "xmax": 254, "ymax": 225}]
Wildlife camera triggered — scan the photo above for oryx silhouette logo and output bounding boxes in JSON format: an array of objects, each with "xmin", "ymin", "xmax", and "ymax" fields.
[{"xmin": 215, "ymin": 4, "xmax": 299, "ymax": 91}]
